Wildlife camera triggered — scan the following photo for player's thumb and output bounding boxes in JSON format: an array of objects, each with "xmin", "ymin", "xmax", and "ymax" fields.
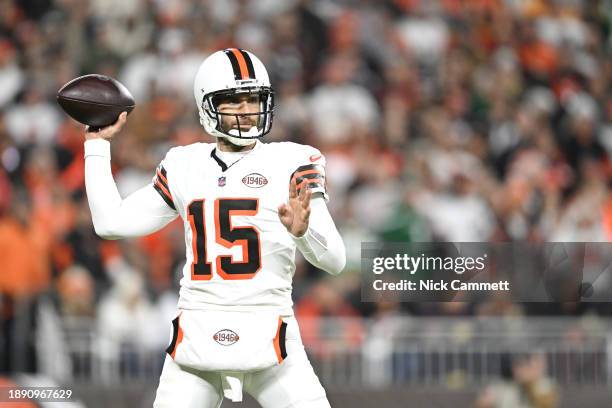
[
  {"xmin": 109, "ymin": 111, "xmax": 128, "ymax": 134},
  {"xmin": 117, "ymin": 111, "xmax": 128, "ymax": 126}
]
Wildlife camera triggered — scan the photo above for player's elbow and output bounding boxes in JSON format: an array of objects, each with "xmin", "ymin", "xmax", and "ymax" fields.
[
  {"xmin": 325, "ymin": 243, "xmax": 346, "ymax": 276},
  {"xmin": 327, "ymin": 255, "xmax": 346, "ymax": 276},
  {"xmin": 92, "ymin": 222, "xmax": 121, "ymax": 240}
]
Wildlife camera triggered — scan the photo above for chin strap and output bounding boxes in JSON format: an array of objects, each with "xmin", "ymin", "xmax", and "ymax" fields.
[{"xmin": 200, "ymin": 113, "xmax": 264, "ymax": 146}]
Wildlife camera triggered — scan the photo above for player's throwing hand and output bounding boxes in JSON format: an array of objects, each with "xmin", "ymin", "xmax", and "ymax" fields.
[
  {"xmin": 85, "ymin": 111, "xmax": 127, "ymax": 141},
  {"xmin": 278, "ymin": 177, "xmax": 312, "ymax": 237}
]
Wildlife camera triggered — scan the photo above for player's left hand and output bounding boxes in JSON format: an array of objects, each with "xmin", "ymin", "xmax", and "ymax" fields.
[{"xmin": 278, "ymin": 177, "xmax": 311, "ymax": 237}]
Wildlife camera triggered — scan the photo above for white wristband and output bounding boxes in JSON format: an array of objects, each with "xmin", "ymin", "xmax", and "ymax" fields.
[{"xmin": 84, "ymin": 139, "xmax": 111, "ymax": 159}]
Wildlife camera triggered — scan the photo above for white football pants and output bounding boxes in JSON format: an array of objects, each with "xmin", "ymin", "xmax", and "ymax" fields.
[{"xmin": 153, "ymin": 316, "xmax": 331, "ymax": 408}]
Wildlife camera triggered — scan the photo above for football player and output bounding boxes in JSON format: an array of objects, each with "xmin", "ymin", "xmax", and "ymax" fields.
[{"xmin": 83, "ymin": 48, "xmax": 346, "ymax": 407}]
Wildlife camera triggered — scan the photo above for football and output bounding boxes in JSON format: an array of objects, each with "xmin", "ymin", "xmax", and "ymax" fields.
[{"xmin": 56, "ymin": 74, "xmax": 135, "ymax": 129}]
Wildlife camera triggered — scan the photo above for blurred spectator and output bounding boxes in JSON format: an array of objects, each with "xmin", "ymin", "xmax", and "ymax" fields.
[
  {"xmin": 295, "ymin": 279, "xmax": 364, "ymax": 359},
  {"xmin": 476, "ymin": 352, "xmax": 559, "ymax": 408},
  {"xmin": 0, "ymin": 38, "xmax": 23, "ymax": 108},
  {"xmin": 0, "ymin": 191, "xmax": 51, "ymax": 298},
  {"xmin": 0, "ymin": 189, "xmax": 51, "ymax": 373},
  {"xmin": 96, "ymin": 257, "xmax": 167, "ymax": 378},
  {"xmin": 5, "ymin": 87, "xmax": 62, "ymax": 146},
  {"xmin": 56, "ymin": 265, "xmax": 96, "ymax": 318},
  {"xmin": 308, "ymin": 53, "xmax": 379, "ymax": 146},
  {"xmin": 395, "ymin": 2, "xmax": 449, "ymax": 65}
]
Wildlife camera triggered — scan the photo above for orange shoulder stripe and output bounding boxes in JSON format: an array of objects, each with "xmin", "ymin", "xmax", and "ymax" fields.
[
  {"xmin": 155, "ymin": 179, "xmax": 173, "ymax": 201},
  {"xmin": 156, "ymin": 168, "xmax": 169, "ymax": 186}
]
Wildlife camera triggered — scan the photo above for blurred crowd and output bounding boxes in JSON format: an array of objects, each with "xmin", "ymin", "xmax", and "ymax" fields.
[{"xmin": 0, "ymin": 0, "xmax": 611, "ymax": 377}]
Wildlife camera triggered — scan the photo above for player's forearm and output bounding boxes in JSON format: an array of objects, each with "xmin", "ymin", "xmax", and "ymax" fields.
[
  {"xmin": 84, "ymin": 139, "xmax": 176, "ymax": 239},
  {"xmin": 292, "ymin": 198, "xmax": 346, "ymax": 275},
  {"xmin": 84, "ymin": 139, "xmax": 122, "ymax": 238}
]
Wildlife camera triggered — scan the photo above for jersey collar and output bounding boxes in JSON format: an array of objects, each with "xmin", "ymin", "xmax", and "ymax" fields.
[{"xmin": 210, "ymin": 139, "xmax": 262, "ymax": 172}]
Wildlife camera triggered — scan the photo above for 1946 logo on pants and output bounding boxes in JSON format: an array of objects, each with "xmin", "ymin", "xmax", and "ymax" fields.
[{"xmin": 213, "ymin": 329, "xmax": 240, "ymax": 346}]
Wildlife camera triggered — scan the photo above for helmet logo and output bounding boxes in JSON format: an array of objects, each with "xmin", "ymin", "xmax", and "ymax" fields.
[{"xmin": 242, "ymin": 173, "xmax": 268, "ymax": 188}]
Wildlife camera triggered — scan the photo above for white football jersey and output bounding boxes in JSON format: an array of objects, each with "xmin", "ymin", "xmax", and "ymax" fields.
[{"xmin": 151, "ymin": 140, "xmax": 328, "ymax": 314}]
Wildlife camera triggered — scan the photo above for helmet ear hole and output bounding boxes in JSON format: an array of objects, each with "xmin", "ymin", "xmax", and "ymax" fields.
[{"xmin": 203, "ymin": 97, "xmax": 217, "ymax": 120}]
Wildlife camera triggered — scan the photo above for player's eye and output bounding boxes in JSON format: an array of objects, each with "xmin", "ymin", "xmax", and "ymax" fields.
[
  {"xmin": 215, "ymin": 94, "xmax": 260, "ymax": 106},
  {"xmin": 247, "ymin": 94, "xmax": 261, "ymax": 104}
]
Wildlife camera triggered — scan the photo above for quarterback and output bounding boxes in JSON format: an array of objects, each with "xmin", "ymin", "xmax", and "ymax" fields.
[{"xmin": 83, "ymin": 48, "xmax": 345, "ymax": 407}]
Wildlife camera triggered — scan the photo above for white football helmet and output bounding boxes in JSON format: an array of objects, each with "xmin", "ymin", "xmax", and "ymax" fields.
[{"xmin": 193, "ymin": 49, "xmax": 274, "ymax": 146}]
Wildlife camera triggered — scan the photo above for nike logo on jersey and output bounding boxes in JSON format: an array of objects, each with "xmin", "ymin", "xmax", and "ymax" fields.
[{"xmin": 309, "ymin": 154, "xmax": 321, "ymax": 162}]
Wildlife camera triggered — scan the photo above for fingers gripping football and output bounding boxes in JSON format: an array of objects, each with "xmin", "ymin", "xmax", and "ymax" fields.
[
  {"xmin": 278, "ymin": 178, "xmax": 312, "ymax": 237},
  {"xmin": 85, "ymin": 111, "xmax": 128, "ymax": 141}
]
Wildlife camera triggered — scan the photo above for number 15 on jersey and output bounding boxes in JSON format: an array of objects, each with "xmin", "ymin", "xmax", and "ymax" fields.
[{"xmin": 187, "ymin": 198, "xmax": 261, "ymax": 281}]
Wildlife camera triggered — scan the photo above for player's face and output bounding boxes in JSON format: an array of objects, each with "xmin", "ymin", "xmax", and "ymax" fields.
[{"xmin": 216, "ymin": 93, "xmax": 260, "ymax": 133}]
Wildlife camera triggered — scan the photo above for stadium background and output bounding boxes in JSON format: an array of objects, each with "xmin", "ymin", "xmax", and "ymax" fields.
[{"xmin": 0, "ymin": 0, "xmax": 611, "ymax": 406}]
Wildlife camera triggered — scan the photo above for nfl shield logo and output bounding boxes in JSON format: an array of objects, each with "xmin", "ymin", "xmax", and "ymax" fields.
[{"xmin": 218, "ymin": 176, "xmax": 226, "ymax": 187}]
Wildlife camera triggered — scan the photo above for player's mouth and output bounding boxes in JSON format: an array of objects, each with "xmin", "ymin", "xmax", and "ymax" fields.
[{"xmin": 233, "ymin": 125, "xmax": 255, "ymax": 131}]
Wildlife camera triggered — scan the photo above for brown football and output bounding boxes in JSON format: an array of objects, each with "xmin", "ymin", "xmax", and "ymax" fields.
[{"xmin": 56, "ymin": 74, "xmax": 135, "ymax": 129}]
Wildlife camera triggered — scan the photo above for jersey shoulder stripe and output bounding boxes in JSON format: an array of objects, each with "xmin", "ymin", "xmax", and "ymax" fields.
[
  {"xmin": 283, "ymin": 141, "xmax": 329, "ymax": 200},
  {"xmin": 153, "ymin": 164, "xmax": 176, "ymax": 210},
  {"xmin": 152, "ymin": 143, "xmax": 217, "ymax": 211},
  {"xmin": 291, "ymin": 164, "xmax": 325, "ymax": 195}
]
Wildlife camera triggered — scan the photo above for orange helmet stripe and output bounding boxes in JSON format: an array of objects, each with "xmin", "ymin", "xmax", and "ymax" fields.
[{"xmin": 230, "ymin": 48, "xmax": 248, "ymax": 79}]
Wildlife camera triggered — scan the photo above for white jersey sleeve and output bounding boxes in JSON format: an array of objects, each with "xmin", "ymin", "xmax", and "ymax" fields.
[
  {"xmin": 84, "ymin": 139, "xmax": 178, "ymax": 239},
  {"xmin": 291, "ymin": 197, "xmax": 346, "ymax": 275},
  {"xmin": 287, "ymin": 144, "xmax": 345, "ymax": 275}
]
